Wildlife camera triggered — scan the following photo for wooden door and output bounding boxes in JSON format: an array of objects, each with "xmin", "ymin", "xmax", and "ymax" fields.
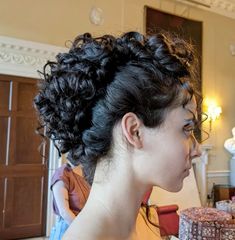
[{"xmin": 0, "ymin": 75, "xmax": 48, "ymax": 240}]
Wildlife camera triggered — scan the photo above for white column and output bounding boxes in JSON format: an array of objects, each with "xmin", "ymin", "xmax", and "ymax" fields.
[
  {"xmin": 46, "ymin": 141, "xmax": 62, "ymax": 236},
  {"xmin": 193, "ymin": 145, "xmax": 212, "ymax": 206}
]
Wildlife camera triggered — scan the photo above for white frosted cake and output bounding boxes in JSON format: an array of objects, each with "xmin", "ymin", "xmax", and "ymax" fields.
[{"xmin": 179, "ymin": 207, "xmax": 235, "ymax": 240}]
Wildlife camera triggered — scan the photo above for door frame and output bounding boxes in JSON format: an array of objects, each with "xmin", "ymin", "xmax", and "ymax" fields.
[{"xmin": 0, "ymin": 36, "xmax": 66, "ymax": 236}]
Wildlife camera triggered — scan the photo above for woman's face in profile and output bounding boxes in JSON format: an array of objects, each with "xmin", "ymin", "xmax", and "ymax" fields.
[{"xmin": 136, "ymin": 96, "xmax": 201, "ymax": 192}]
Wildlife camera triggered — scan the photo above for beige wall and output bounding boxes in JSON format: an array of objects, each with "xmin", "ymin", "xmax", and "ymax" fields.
[{"xmin": 1, "ymin": 0, "xmax": 235, "ymax": 173}]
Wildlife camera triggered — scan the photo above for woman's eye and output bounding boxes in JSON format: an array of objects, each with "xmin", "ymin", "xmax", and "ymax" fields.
[{"xmin": 183, "ymin": 124, "xmax": 195, "ymax": 136}]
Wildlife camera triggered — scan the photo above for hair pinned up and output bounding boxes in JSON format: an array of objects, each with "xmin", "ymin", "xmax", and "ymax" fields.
[{"xmin": 34, "ymin": 31, "xmax": 199, "ymax": 184}]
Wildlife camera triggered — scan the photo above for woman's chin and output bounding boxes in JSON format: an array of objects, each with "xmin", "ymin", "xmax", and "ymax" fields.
[
  {"xmin": 163, "ymin": 180, "xmax": 184, "ymax": 193},
  {"xmin": 168, "ymin": 185, "xmax": 183, "ymax": 192},
  {"xmin": 168, "ymin": 173, "xmax": 191, "ymax": 192},
  {"xmin": 154, "ymin": 176, "xmax": 186, "ymax": 192},
  {"xmin": 159, "ymin": 183, "xmax": 183, "ymax": 192}
]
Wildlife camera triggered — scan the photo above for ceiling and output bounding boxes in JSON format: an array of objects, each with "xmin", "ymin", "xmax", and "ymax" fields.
[{"xmin": 176, "ymin": 0, "xmax": 235, "ymax": 19}]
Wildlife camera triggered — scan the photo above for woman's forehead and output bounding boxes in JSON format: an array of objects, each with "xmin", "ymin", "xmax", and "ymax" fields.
[
  {"xmin": 186, "ymin": 96, "xmax": 197, "ymax": 111},
  {"xmin": 165, "ymin": 97, "xmax": 198, "ymax": 124}
]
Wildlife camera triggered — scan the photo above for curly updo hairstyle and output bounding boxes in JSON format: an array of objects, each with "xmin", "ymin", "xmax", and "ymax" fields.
[{"xmin": 34, "ymin": 31, "xmax": 198, "ymax": 184}]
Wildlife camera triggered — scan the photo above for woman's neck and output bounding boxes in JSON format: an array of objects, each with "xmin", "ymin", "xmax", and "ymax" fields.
[
  {"xmin": 64, "ymin": 154, "xmax": 150, "ymax": 240},
  {"xmin": 82, "ymin": 156, "xmax": 149, "ymax": 239},
  {"xmin": 86, "ymin": 184, "xmax": 143, "ymax": 239}
]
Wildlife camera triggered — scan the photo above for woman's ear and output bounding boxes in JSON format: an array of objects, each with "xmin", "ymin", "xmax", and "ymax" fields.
[{"xmin": 121, "ymin": 112, "xmax": 143, "ymax": 149}]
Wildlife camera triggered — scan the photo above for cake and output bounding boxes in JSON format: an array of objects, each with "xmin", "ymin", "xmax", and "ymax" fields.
[{"xmin": 179, "ymin": 207, "xmax": 235, "ymax": 239}]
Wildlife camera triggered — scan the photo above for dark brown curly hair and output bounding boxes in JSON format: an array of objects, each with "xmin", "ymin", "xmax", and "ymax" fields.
[{"xmin": 34, "ymin": 31, "xmax": 199, "ymax": 184}]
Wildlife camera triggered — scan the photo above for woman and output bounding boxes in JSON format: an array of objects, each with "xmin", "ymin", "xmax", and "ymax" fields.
[
  {"xmin": 49, "ymin": 161, "xmax": 90, "ymax": 240},
  {"xmin": 34, "ymin": 31, "xmax": 201, "ymax": 240}
]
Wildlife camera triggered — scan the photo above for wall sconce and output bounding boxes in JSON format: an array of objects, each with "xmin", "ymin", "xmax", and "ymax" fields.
[
  {"xmin": 89, "ymin": 7, "xmax": 104, "ymax": 25},
  {"xmin": 230, "ymin": 44, "xmax": 235, "ymax": 56},
  {"xmin": 206, "ymin": 101, "xmax": 222, "ymax": 131}
]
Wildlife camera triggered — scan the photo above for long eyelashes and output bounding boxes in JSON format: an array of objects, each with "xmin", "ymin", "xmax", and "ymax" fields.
[
  {"xmin": 184, "ymin": 106, "xmax": 210, "ymax": 144},
  {"xmin": 183, "ymin": 127, "xmax": 198, "ymax": 151},
  {"xmin": 183, "ymin": 121, "xmax": 196, "ymax": 135},
  {"xmin": 184, "ymin": 124, "xmax": 194, "ymax": 132},
  {"xmin": 183, "ymin": 123, "xmax": 200, "ymax": 151}
]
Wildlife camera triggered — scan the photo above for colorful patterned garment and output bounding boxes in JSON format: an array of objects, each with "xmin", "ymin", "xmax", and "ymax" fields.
[{"xmin": 179, "ymin": 207, "xmax": 235, "ymax": 240}]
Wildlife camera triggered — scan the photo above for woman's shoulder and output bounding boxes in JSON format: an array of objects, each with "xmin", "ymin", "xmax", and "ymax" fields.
[
  {"xmin": 53, "ymin": 163, "xmax": 71, "ymax": 176},
  {"xmin": 51, "ymin": 164, "xmax": 72, "ymax": 188}
]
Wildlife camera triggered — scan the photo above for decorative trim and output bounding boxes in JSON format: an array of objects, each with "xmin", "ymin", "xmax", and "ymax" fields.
[
  {"xmin": 207, "ymin": 170, "xmax": 230, "ymax": 178},
  {"xmin": 212, "ymin": 0, "xmax": 235, "ymax": 13},
  {"xmin": 175, "ymin": 0, "xmax": 235, "ymax": 19},
  {"xmin": 0, "ymin": 36, "xmax": 67, "ymax": 78}
]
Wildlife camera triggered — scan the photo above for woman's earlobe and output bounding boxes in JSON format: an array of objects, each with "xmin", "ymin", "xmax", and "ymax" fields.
[{"xmin": 121, "ymin": 113, "xmax": 143, "ymax": 149}]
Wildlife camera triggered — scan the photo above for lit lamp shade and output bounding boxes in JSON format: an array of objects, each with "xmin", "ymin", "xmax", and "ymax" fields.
[{"xmin": 207, "ymin": 105, "xmax": 222, "ymax": 121}]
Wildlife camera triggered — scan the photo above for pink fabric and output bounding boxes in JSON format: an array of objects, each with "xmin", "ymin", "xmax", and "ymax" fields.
[
  {"xmin": 142, "ymin": 187, "xmax": 153, "ymax": 205},
  {"xmin": 156, "ymin": 204, "xmax": 179, "ymax": 237},
  {"xmin": 51, "ymin": 164, "xmax": 90, "ymax": 216}
]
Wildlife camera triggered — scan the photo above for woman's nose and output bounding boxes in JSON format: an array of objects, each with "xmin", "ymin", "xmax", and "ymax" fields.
[{"xmin": 190, "ymin": 135, "xmax": 202, "ymax": 160}]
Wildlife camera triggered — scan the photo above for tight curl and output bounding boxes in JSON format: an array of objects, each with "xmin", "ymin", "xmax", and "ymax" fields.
[{"xmin": 34, "ymin": 31, "xmax": 198, "ymax": 184}]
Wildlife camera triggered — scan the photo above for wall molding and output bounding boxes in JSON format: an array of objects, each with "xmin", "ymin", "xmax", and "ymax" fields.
[
  {"xmin": 175, "ymin": 0, "xmax": 235, "ymax": 19},
  {"xmin": 207, "ymin": 170, "xmax": 230, "ymax": 178},
  {"xmin": 0, "ymin": 36, "xmax": 66, "ymax": 78}
]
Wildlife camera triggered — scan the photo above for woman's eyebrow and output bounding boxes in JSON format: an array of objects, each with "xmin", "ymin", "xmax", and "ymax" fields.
[
  {"xmin": 184, "ymin": 117, "xmax": 194, "ymax": 122},
  {"xmin": 185, "ymin": 107, "xmax": 197, "ymax": 119},
  {"xmin": 184, "ymin": 118, "xmax": 195, "ymax": 126},
  {"xmin": 184, "ymin": 110, "xmax": 198, "ymax": 124}
]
